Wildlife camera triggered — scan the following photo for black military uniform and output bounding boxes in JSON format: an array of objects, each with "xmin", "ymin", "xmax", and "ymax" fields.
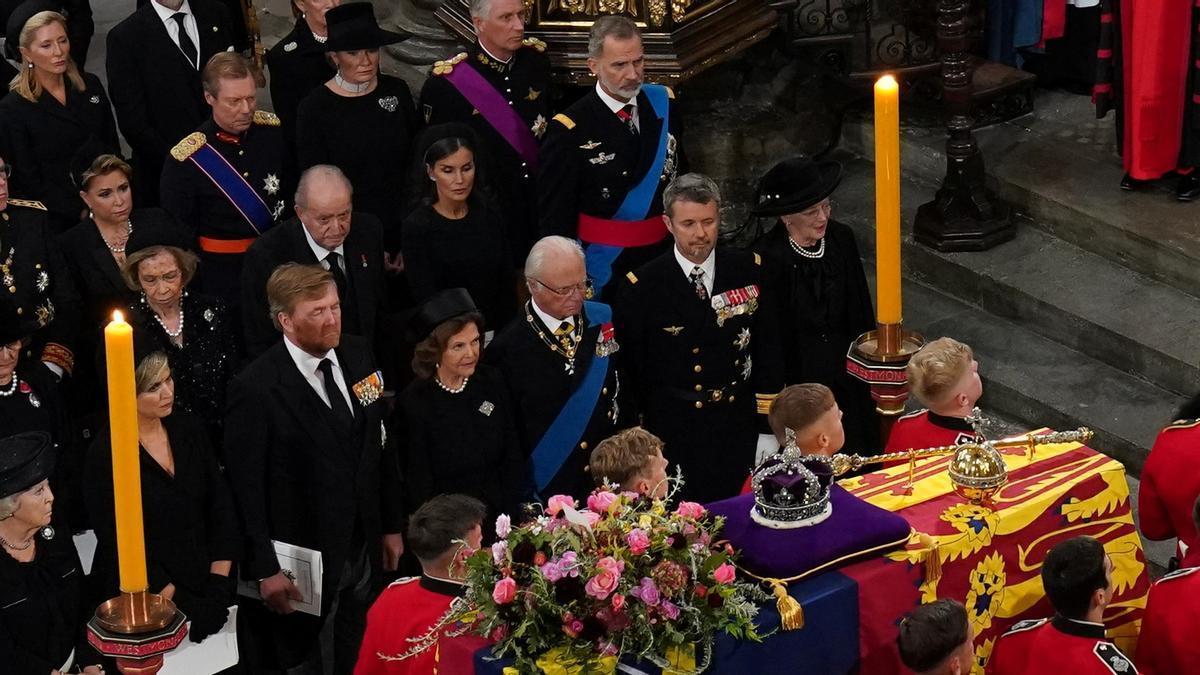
[
  {"xmin": 420, "ymin": 39, "xmax": 552, "ymax": 262},
  {"xmin": 538, "ymin": 85, "xmax": 684, "ymax": 296},
  {"xmin": 614, "ymin": 247, "xmax": 783, "ymax": 503},
  {"xmin": 265, "ymin": 17, "xmax": 335, "ymax": 186},
  {"xmin": 160, "ymin": 111, "xmax": 289, "ymax": 308},
  {"xmin": 486, "ymin": 300, "xmax": 622, "ymax": 498}
]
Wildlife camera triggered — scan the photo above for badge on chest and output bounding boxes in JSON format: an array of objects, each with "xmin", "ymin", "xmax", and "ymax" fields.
[{"xmin": 711, "ymin": 284, "xmax": 759, "ymax": 327}]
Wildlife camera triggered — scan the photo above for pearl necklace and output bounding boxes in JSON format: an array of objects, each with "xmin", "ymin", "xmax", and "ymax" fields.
[
  {"xmin": 99, "ymin": 219, "xmax": 132, "ymax": 254},
  {"xmin": 334, "ymin": 72, "xmax": 374, "ymax": 95},
  {"xmin": 0, "ymin": 376, "xmax": 16, "ymax": 397},
  {"xmin": 154, "ymin": 305, "xmax": 184, "ymax": 339},
  {"xmin": 435, "ymin": 375, "xmax": 469, "ymax": 394},
  {"xmin": 788, "ymin": 236, "xmax": 825, "ymax": 259},
  {"xmin": 0, "ymin": 533, "xmax": 33, "ymax": 551}
]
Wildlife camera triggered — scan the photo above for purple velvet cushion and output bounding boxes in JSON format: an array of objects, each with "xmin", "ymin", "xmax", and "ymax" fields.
[{"xmin": 706, "ymin": 485, "xmax": 911, "ymax": 580}]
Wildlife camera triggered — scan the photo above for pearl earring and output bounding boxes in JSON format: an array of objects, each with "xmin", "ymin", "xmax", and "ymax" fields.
[{"xmin": 27, "ymin": 63, "xmax": 33, "ymax": 69}]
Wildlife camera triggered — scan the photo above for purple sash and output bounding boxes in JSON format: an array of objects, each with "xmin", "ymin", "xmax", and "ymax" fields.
[{"xmin": 444, "ymin": 63, "xmax": 540, "ymax": 169}]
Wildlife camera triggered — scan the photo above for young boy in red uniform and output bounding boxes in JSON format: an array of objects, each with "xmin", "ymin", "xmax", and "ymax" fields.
[
  {"xmin": 897, "ymin": 599, "xmax": 975, "ymax": 675},
  {"xmin": 1139, "ymin": 394, "xmax": 1200, "ymax": 561},
  {"xmin": 588, "ymin": 426, "xmax": 671, "ymax": 499},
  {"xmin": 1137, "ymin": 495, "xmax": 1200, "ymax": 674},
  {"xmin": 885, "ymin": 337, "xmax": 982, "ymax": 454},
  {"xmin": 353, "ymin": 494, "xmax": 486, "ymax": 675},
  {"xmin": 986, "ymin": 536, "xmax": 1136, "ymax": 674}
]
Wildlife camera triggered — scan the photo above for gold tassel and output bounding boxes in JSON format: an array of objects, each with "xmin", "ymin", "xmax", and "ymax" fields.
[
  {"xmin": 767, "ymin": 578, "xmax": 805, "ymax": 631},
  {"xmin": 918, "ymin": 532, "xmax": 942, "ymax": 582}
]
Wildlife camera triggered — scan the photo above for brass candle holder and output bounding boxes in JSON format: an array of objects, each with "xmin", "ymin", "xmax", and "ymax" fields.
[{"xmin": 87, "ymin": 591, "xmax": 188, "ymax": 675}]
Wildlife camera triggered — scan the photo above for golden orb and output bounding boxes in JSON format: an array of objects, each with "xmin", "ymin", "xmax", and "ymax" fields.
[{"xmin": 948, "ymin": 443, "xmax": 1008, "ymax": 504}]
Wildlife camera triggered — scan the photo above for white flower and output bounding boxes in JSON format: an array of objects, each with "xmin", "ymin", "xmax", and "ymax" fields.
[
  {"xmin": 491, "ymin": 540, "xmax": 508, "ymax": 564},
  {"xmin": 495, "ymin": 513, "xmax": 511, "ymax": 539}
]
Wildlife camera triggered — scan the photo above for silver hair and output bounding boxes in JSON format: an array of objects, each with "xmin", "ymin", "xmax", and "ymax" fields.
[
  {"xmin": 469, "ymin": 0, "xmax": 492, "ymax": 19},
  {"xmin": 0, "ymin": 493, "xmax": 20, "ymax": 520},
  {"xmin": 294, "ymin": 164, "xmax": 353, "ymax": 209},
  {"xmin": 587, "ymin": 15, "xmax": 640, "ymax": 59},
  {"xmin": 663, "ymin": 173, "xmax": 721, "ymax": 218},
  {"xmin": 524, "ymin": 235, "xmax": 585, "ymax": 279}
]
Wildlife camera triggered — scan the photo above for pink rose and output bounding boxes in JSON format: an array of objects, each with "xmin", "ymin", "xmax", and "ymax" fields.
[
  {"xmin": 492, "ymin": 577, "xmax": 517, "ymax": 604},
  {"xmin": 630, "ymin": 577, "xmax": 660, "ymax": 606},
  {"xmin": 661, "ymin": 599, "xmax": 680, "ymax": 620},
  {"xmin": 560, "ymin": 551, "xmax": 581, "ymax": 577},
  {"xmin": 491, "ymin": 540, "xmax": 508, "ymax": 565},
  {"xmin": 563, "ymin": 619, "xmax": 585, "ymax": 638},
  {"xmin": 625, "ymin": 528, "xmax": 651, "ymax": 555},
  {"xmin": 611, "ymin": 593, "xmax": 626, "ymax": 611},
  {"xmin": 541, "ymin": 560, "xmax": 564, "ymax": 582},
  {"xmin": 587, "ymin": 491, "xmax": 618, "ymax": 514},
  {"xmin": 494, "ymin": 514, "xmax": 511, "ymax": 539},
  {"xmin": 585, "ymin": 556, "xmax": 624, "ymax": 600},
  {"xmin": 713, "ymin": 563, "xmax": 736, "ymax": 585},
  {"xmin": 546, "ymin": 494, "xmax": 577, "ymax": 516},
  {"xmin": 674, "ymin": 501, "xmax": 706, "ymax": 519}
]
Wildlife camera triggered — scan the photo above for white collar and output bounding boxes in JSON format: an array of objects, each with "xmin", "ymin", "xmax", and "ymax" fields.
[
  {"xmin": 283, "ymin": 334, "xmax": 338, "ymax": 375},
  {"xmin": 479, "ymin": 41, "xmax": 512, "ymax": 65},
  {"xmin": 531, "ymin": 298, "xmax": 574, "ymax": 332},
  {"xmin": 300, "ymin": 221, "xmax": 345, "ymax": 262},
  {"xmin": 595, "ymin": 82, "xmax": 638, "ymax": 114},
  {"xmin": 673, "ymin": 246, "xmax": 715, "ymax": 288},
  {"xmin": 151, "ymin": 0, "xmax": 193, "ymax": 23}
]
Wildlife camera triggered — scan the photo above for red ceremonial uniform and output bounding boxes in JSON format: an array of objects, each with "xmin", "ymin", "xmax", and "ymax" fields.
[
  {"xmin": 1138, "ymin": 553, "xmax": 1200, "ymax": 674},
  {"xmin": 354, "ymin": 575, "xmax": 462, "ymax": 675},
  {"xmin": 1139, "ymin": 419, "xmax": 1200, "ymax": 556},
  {"xmin": 986, "ymin": 615, "xmax": 1137, "ymax": 674},
  {"xmin": 884, "ymin": 410, "xmax": 980, "ymax": 455}
]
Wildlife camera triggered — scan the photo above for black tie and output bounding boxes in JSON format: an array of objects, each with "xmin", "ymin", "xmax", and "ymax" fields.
[
  {"xmin": 325, "ymin": 251, "xmax": 349, "ymax": 300},
  {"xmin": 171, "ymin": 12, "xmax": 198, "ymax": 68},
  {"xmin": 317, "ymin": 358, "xmax": 353, "ymax": 426}
]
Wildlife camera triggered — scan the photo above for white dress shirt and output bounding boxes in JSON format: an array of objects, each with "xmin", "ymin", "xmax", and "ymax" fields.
[
  {"xmin": 595, "ymin": 82, "xmax": 640, "ymax": 132},
  {"xmin": 300, "ymin": 224, "xmax": 347, "ymax": 274},
  {"xmin": 283, "ymin": 335, "xmax": 354, "ymax": 416},
  {"xmin": 151, "ymin": 0, "xmax": 201, "ymax": 68},
  {"xmin": 532, "ymin": 297, "xmax": 574, "ymax": 333},
  {"xmin": 673, "ymin": 246, "xmax": 715, "ymax": 296}
]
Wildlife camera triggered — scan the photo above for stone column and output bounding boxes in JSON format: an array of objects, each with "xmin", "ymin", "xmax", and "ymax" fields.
[{"xmin": 373, "ymin": 0, "xmax": 464, "ymax": 89}]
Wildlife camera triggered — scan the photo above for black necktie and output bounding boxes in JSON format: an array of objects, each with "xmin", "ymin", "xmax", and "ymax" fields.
[
  {"xmin": 325, "ymin": 251, "xmax": 349, "ymax": 301},
  {"xmin": 171, "ymin": 12, "xmax": 198, "ymax": 68},
  {"xmin": 689, "ymin": 266, "xmax": 709, "ymax": 300},
  {"xmin": 317, "ymin": 358, "xmax": 353, "ymax": 426}
]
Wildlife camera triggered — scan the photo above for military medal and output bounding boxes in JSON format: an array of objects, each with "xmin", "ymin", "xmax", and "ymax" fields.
[
  {"xmin": 35, "ymin": 269, "xmax": 48, "ymax": 292},
  {"xmin": 531, "ymin": 114, "xmax": 548, "ymax": 138},
  {"xmin": 595, "ymin": 323, "xmax": 619, "ymax": 357},
  {"xmin": 526, "ymin": 88, "xmax": 541, "ymax": 101},
  {"xmin": 352, "ymin": 370, "xmax": 385, "ymax": 407},
  {"xmin": 711, "ymin": 284, "xmax": 760, "ymax": 326},
  {"xmin": 662, "ymin": 326, "xmax": 684, "ymax": 336},
  {"xmin": 525, "ymin": 302, "xmax": 578, "ymax": 374},
  {"xmin": 734, "ymin": 328, "xmax": 751, "ymax": 351},
  {"xmin": 1, "ymin": 246, "xmax": 14, "ymax": 292},
  {"xmin": 741, "ymin": 355, "xmax": 753, "ymax": 381},
  {"xmin": 263, "ymin": 174, "xmax": 281, "ymax": 195},
  {"xmin": 579, "ymin": 141, "xmax": 601, "ymax": 150},
  {"xmin": 589, "ymin": 152, "xmax": 616, "ymax": 165}
]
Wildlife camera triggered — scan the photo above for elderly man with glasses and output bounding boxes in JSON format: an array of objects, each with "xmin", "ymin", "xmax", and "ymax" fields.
[{"xmin": 486, "ymin": 235, "xmax": 625, "ymax": 499}]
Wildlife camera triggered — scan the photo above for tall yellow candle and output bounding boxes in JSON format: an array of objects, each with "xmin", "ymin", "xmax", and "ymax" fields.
[
  {"xmin": 874, "ymin": 74, "xmax": 902, "ymax": 326},
  {"xmin": 104, "ymin": 311, "xmax": 148, "ymax": 593}
]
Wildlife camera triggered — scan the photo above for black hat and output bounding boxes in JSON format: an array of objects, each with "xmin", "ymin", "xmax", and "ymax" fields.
[
  {"xmin": 0, "ymin": 292, "xmax": 36, "ymax": 345},
  {"xmin": 751, "ymin": 156, "xmax": 842, "ymax": 218},
  {"xmin": 4, "ymin": 0, "xmax": 58, "ymax": 62},
  {"xmin": 0, "ymin": 431, "xmax": 55, "ymax": 499},
  {"xmin": 414, "ymin": 122, "xmax": 479, "ymax": 164},
  {"xmin": 125, "ymin": 217, "xmax": 194, "ymax": 257},
  {"xmin": 69, "ymin": 138, "xmax": 122, "ymax": 190},
  {"xmin": 408, "ymin": 288, "xmax": 478, "ymax": 341},
  {"xmin": 323, "ymin": 3, "xmax": 410, "ymax": 53}
]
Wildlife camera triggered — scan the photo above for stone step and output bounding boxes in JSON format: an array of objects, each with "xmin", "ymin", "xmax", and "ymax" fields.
[
  {"xmin": 833, "ymin": 155, "xmax": 1200, "ymax": 397},
  {"xmin": 840, "ymin": 90, "xmax": 1200, "ymax": 298}
]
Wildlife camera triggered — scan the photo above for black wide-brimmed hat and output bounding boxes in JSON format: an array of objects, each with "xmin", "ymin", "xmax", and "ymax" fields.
[
  {"xmin": 407, "ymin": 288, "xmax": 479, "ymax": 341},
  {"xmin": 751, "ymin": 156, "xmax": 843, "ymax": 218},
  {"xmin": 0, "ymin": 292, "xmax": 35, "ymax": 345},
  {"xmin": 4, "ymin": 0, "xmax": 58, "ymax": 62},
  {"xmin": 323, "ymin": 2, "xmax": 410, "ymax": 52},
  {"xmin": 0, "ymin": 431, "xmax": 55, "ymax": 499}
]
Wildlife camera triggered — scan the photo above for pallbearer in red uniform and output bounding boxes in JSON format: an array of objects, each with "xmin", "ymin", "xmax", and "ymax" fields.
[
  {"xmin": 987, "ymin": 536, "xmax": 1136, "ymax": 674},
  {"xmin": 1137, "ymin": 495, "xmax": 1200, "ymax": 674},
  {"xmin": 354, "ymin": 494, "xmax": 486, "ymax": 675},
  {"xmin": 884, "ymin": 337, "xmax": 983, "ymax": 453},
  {"xmin": 1138, "ymin": 394, "xmax": 1200, "ymax": 559}
]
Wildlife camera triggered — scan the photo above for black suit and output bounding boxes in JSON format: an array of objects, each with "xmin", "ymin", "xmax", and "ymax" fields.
[
  {"xmin": 239, "ymin": 215, "xmax": 385, "ymax": 358},
  {"xmin": 224, "ymin": 335, "xmax": 400, "ymax": 668},
  {"xmin": 485, "ymin": 301, "xmax": 623, "ymax": 498},
  {"xmin": 106, "ymin": 0, "xmax": 235, "ymax": 206},
  {"xmin": 614, "ymin": 247, "xmax": 784, "ymax": 502}
]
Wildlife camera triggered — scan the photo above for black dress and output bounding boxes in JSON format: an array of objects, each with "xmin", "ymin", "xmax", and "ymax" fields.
[
  {"xmin": 0, "ymin": 531, "xmax": 99, "ymax": 673},
  {"xmin": 84, "ymin": 411, "xmax": 240, "ymax": 610},
  {"xmin": 0, "ymin": 72, "xmax": 120, "ymax": 233},
  {"xmin": 396, "ymin": 364, "xmax": 529, "ymax": 523},
  {"xmin": 752, "ymin": 220, "xmax": 879, "ymax": 452},
  {"xmin": 265, "ymin": 18, "xmax": 335, "ymax": 186},
  {"xmin": 294, "ymin": 76, "xmax": 418, "ymax": 252},
  {"xmin": 127, "ymin": 292, "xmax": 238, "ymax": 449},
  {"xmin": 402, "ymin": 203, "xmax": 516, "ymax": 331}
]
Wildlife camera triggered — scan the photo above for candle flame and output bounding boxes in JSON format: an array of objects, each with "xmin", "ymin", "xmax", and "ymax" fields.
[
  {"xmin": 876, "ymin": 74, "xmax": 898, "ymax": 91},
  {"xmin": 112, "ymin": 310, "xmax": 124, "ymax": 323}
]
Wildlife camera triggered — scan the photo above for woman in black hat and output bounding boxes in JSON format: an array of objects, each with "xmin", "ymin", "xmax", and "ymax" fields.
[
  {"xmin": 0, "ymin": 431, "xmax": 103, "ymax": 674},
  {"xmin": 751, "ymin": 156, "xmax": 879, "ymax": 452},
  {"xmin": 395, "ymin": 288, "xmax": 529, "ymax": 530},
  {"xmin": 294, "ymin": 1, "xmax": 417, "ymax": 255},
  {"xmin": 121, "ymin": 221, "xmax": 238, "ymax": 452},
  {"xmin": 401, "ymin": 123, "xmax": 516, "ymax": 335}
]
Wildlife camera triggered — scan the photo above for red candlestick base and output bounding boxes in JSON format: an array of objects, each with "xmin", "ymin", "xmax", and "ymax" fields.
[
  {"xmin": 846, "ymin": 324, "xmax": 926, "ymax": 445},
  {"xmin": 87, "ymin": 592, "xmax": 188, "ymax": 675}
]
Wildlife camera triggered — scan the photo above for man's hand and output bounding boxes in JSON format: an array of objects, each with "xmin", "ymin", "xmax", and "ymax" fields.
[
  {"xmin": 82, "ymin": 664, "xmax": 106, "ymax": 674},
  {"xmin": 383, "ymin": 251, "xmax": 404, "ymax": 274},
  {"xmin": 259, "ymin": 571, "xmax": 302, "ymax": 614},
  {"xmin": 382, "ymin": 533, "xmax": 404, "ymax": 572}
]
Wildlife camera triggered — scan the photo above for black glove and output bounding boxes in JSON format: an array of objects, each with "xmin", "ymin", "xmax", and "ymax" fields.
[
  {"xmin": 204, "ymin": 572, "xmax": 236, "ymax": 608},
  {"xmin": 173, "ymin": 585, "xmax": 230, "ymax": 644}
]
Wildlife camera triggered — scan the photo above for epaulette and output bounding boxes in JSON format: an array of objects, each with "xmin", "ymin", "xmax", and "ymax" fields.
[
  {"xmin": 666, "ymin": 86, "xmax": 675, "ymax": 99},
  {"xmin": 6, "ymin": 198, "xmax": 45, "ymax": 210},
  {"xmin": 386, "ymin": 576, "xmax": 420, "ymax": 588},
  {"xmin": 1002, "ymin": 617, "xmax": 1047, "ymax": 635},
  {"xmin": 753, "ymin": 252, "xmax": 761, "ymax": 265},
  {"xmin": 1156, "ymin": 565, "xmax": 1200, "ymax": 584},
  {"xmin": 898, "ymin": 408, "xmax": 929, "ymax": 421},
  {"xmin": 1165, "ymin": 418, "xmax": 1200, "ymax": 431},
  {"xmin": 553, "ymin": 113, "xmax": 575, "ymax": 130},
  {"xmin": 521, "ymin": 37, "xmax": 547, "ymax": 53},
  {"xmin": 253, "ymin": 110, "xmax": 280, "ymax": 127},
  {"xmin": 170, "ymin": 132, "xmax": 207, "ymax": 161},
  {"xmin": 1093, "ymin": 643, "xmax": 1134, "ymax": 674},
  {"xmin": 755, "ymin": 392, "xmax": 777, "ymax": 415},
  {"xmin": 625, "ymin": 271, "xmax": 638, "ymax": 284},
  {"xmin": 432, "ymin": 52, "xmax": 468, "ymax": 76}
]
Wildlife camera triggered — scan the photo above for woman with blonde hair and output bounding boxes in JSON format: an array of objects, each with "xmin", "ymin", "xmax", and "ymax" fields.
[{"xmin": 0, "ymin": 4, "xmax": 118, "ymax": 233}]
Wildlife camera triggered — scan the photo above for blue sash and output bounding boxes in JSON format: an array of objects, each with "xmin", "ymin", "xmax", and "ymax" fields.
[
  {"xmin": 188, "ymin": 143, "xmax": 274, "ymax": 234},
  {"xmin": 531, "ymin": 301, "xmax": 613, "ymax": 493},
  {"xmin": 586, "ymin": 84, "xmax": 672, "ymax": 293}
]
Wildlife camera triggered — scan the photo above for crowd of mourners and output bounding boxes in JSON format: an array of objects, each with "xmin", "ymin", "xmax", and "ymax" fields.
[{"xmin": 0, "ymin": 0, "xmax": 1196, "ymax": 673}]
